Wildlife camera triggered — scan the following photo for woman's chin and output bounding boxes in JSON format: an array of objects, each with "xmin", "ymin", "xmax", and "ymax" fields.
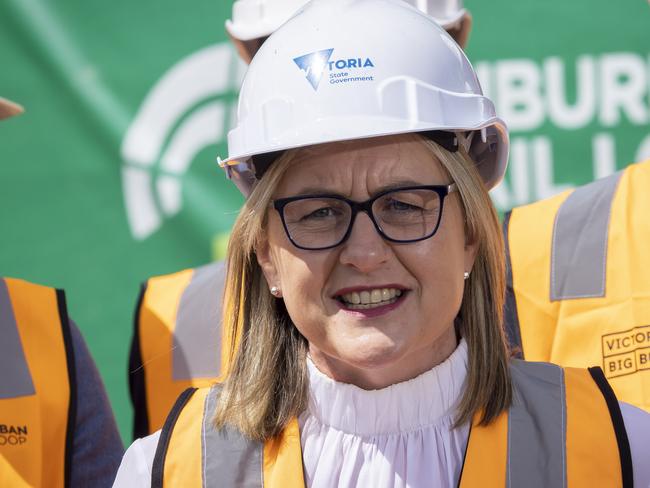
[
  {"xmin": 317, "ymin": 340, "xmax": 417, "ymax": 387},
  {"xmin": 342, "ymin": 346, "xmax": 406, "ymax": 370},
  {"xmin": 311, "ymin": 326, "xmax": 456, "ymax": 389}
]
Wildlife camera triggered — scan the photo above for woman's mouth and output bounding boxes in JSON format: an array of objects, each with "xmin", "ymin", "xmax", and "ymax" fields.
[{"xmin": 337, "ymin": 288, "xmax": 404, "ymax": 310}]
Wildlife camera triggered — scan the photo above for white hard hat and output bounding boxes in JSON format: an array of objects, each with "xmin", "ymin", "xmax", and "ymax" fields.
[
  {"xmin": 220, "ymin": 0, "xmax": 508, "ymax": 195},
  {"xmin": 226, "ymin": 0, "xmax": 310, "ymax": 42}
]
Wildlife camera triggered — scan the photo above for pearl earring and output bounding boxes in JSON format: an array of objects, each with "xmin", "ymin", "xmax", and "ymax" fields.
[
  {"xmin": 463, "ymin": 272, "xmax": 470, "ymax": 280},
  {"xmin": 270, "ymin": 286, "xmax": 281, "ymax": 297}
]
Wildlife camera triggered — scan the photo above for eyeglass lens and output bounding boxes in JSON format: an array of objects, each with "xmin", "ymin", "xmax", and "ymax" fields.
[{"xmin": 281, "ymin": 188, "xmax": 443, "ymax": 249}]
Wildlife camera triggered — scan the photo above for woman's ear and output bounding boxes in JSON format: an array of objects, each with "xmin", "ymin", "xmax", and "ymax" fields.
[
  {"xmin": 256, "ymin": 236, "xmax": 279, "ymax": 288},
  {"xmin": 463, "ymin": 235, "xmax": 479, "ymax": 276}
]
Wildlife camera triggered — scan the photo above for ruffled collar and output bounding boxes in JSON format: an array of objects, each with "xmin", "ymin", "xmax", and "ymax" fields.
[{"xmin": 304, "ymin": 339, "xmax": 468, "ymax": 436}]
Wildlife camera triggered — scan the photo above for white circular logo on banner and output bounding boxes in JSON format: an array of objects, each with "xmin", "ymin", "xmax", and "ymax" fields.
[{"xmin": 120, "ymin": 43, "xmax": 245, "ymax": 240}]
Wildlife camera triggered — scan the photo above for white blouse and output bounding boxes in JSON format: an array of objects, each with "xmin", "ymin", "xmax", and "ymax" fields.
[
  {"xmin": 112, "ymin": 339, "xmax": 650, "ymax": 487},
  {"xmin": 298, "ymin": 340, "xmax": 469, "ymax": 487}
]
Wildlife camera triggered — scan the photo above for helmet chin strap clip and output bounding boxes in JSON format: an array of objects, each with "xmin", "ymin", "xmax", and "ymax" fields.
[
  {"xmin": 454, "ymin": 128, "xmax": 489, "ymax": 154},
  {"xmin": 457, "ymin": 131, "xmax": 473, "ymax": 152}
]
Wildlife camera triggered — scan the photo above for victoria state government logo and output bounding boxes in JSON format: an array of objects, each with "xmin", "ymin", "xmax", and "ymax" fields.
[
  {"xmin": 0, "ymin": 424, "xmax": 28, "ymax": 446},
  {"xmin": 120, "ymin": 43, "xmax": 246, "ymax": 240},
  {"xmin": 293, "ymin": 48, "xmax": 375, "ymax": 90}
]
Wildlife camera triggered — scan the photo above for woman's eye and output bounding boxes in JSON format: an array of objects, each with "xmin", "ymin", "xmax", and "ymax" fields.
[
  {"xmin": 387, "ymin": 199, "xmax": 421, "ymax": 212},
  {"xmin": 302, "ymin": 207, "xmax": 337, "ymax": 220}
]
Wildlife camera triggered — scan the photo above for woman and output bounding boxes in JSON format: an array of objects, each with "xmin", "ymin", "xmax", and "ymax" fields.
[{"xmin": 113, "ymin": 1, "xmax": 649, "ymax": 486}]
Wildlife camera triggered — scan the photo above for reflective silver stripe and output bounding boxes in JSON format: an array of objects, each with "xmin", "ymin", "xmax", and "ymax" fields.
[
  {"xmin": 508, "ymin": 361, "xmax": 567, "ymax": 488},
  {"xmin": 0, "ymin": 278, "xmax": 36, "ymax": 399},
  {"xmin": 550, "ymin": 171, "xmax": 622, "ymax": 301},
  {"xmin": 202, "ymin": 385, "xmax": 263, "ymax": 487},
  {"xmin": 172, "ymin": 261, "xmax": 226, "ymax": 380}
]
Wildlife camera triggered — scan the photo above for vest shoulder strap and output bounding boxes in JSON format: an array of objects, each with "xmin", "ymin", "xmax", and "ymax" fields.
[
  {"xmin": 459, "ymin": 361, "xmax": 631, "ymax": 488},
  {"xmin": 156, "ymin": 384, "xmax": 306, "ymax": 487},
  {"xmin": 456, "ymin": 407, "xmax": 507, "ymax": 487},
  {"xmin": 549, "ymin": 171, "xmax": 623, "ymax": 301},
  {"xmin": 567, "ymin": 367, "xmax": 632, "ymax": 488},
  {"xmin": 152, "ymin": 387, "xmax": 204, "ymax": 488}
]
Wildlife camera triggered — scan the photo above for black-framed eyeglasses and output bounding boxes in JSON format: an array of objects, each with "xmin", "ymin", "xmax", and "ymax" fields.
[{"xmin": 272, "ymin": 184, "xmax": 458, "ymax": 250}]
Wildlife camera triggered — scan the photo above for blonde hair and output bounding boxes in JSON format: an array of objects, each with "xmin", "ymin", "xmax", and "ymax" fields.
[{"xmin": 214, "ymin": 134, "xmax": 511, "ymax": 440}]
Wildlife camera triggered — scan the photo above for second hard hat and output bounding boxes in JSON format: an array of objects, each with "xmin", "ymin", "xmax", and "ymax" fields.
[
  {"xmin": 402, "ymin": 0, "xmax": 467, "ymax": 29},
  {"xmin": 226, "ymin": 0, "xmax": 469, "ymax": 41},
  {"xmin": 226, "ymin": 0, "xmax": 310, "ymax": 42}
]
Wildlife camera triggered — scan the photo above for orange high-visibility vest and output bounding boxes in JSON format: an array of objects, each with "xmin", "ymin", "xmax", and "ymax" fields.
[
  {"xmin": 504, "ymin": 160, "xmax": 650, "ymax": 412},
  {"xmin": 0, "ymin": 278, "xmax": 74, "ymax": 488},
  {"xmin": 152, "ymin": 361, "xmax": 632, "ymax": 488},
  {"xmin": 129, "ymin": 261, "xmax": 228, "ymax": 438}
]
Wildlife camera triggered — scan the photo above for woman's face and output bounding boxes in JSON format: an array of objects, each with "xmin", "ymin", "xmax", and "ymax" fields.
[{"xmin": 257, "ymin": 135, "xmax": 477, "ymax": 388}]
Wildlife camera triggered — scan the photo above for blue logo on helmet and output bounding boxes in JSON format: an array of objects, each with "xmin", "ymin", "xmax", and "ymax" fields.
[
  {"xmin": 293, "ymin": 49, "xmax": 335, "ymax": 90},
  {"xmin": 294, "ymin": 49, "xmax": 376, "ymax": 90}
]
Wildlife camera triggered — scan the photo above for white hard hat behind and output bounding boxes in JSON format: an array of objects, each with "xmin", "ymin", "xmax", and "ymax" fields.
[
  {"xmin": 402, "ymin": 0, "xmax": 472, "ymax": 47},
  {"xmin": 226, "ymin": 0, "xmax": 310, "ymax": 41},
  {"xmin": 220, "ymin": 0, "xmax": 507, "ymax": 195},
  {"xmin": 226, "ymin": 0, "xmax": 468, "ymax": 41},
  {"xmin": 402, "ymin": 0, "xmax": 467, "ymax": 29}
]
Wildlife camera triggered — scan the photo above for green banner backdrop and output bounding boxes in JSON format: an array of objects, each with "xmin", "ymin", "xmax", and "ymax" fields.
[{"xmin": 1, "ymin": 0, "xmax": 648, "ymax": 441}]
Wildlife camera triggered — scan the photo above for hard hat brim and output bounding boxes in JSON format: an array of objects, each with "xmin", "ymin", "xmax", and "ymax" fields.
[{"xmin": 220, "ymin": 117, "xmax": 508, "ymax": 193}]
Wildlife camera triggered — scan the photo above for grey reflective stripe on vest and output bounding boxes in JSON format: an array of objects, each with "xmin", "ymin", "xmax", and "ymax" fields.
[
  {"xmin": 172, "ymin": 261, "xmax": 226, "ymax": 380},
  {"xmin": 508, "ymin": 361, "xmax": 566, "ymax": 488},
  {"xmin": 550, "ymin": 171, "xmax": 622, "ymax": 301},
  {"xmin": 202, "ymin": 385, "xmax": 263, "ymax": 487},
  {"xmin": 0, "ymin": 278, "xmax": 36, "ymax": 398}
]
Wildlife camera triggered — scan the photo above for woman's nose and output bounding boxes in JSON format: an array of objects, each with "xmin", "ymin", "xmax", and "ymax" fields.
[{"xmin": 338, "ymin": 212, "xmax": 391, "ymax": 273}]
